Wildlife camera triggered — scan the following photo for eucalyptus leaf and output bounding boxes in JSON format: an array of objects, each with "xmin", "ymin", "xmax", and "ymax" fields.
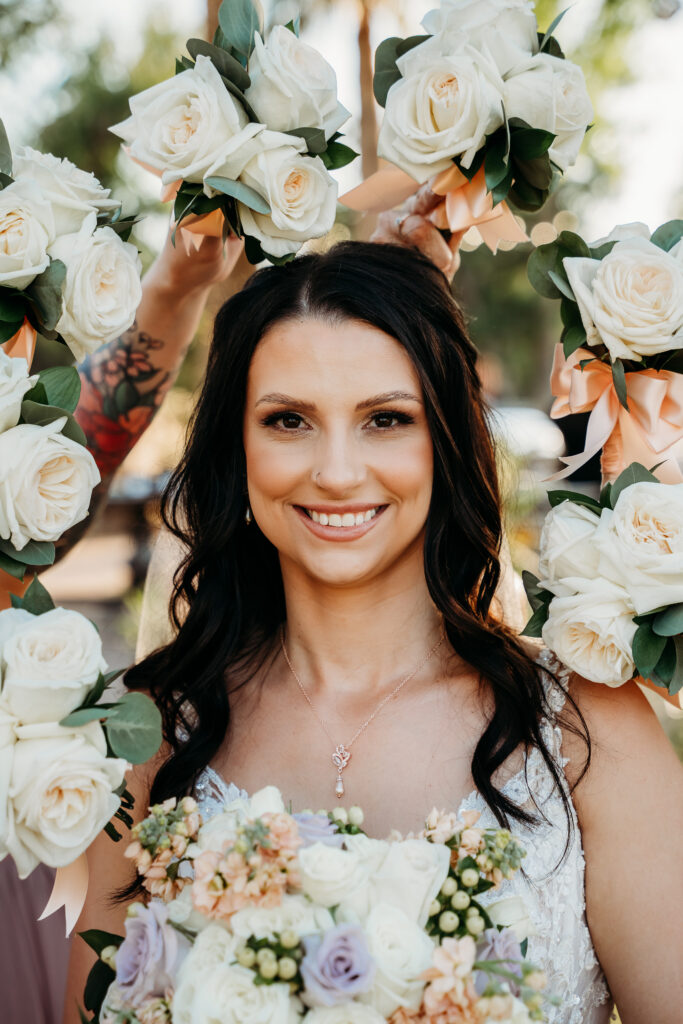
[
  {"xmin": 11, "ymin": 573, "xmax": 55, "ymax": 613},
  {"xmin": 514, "ymin": 154, "xmax": 553, "ymax": 191},
  {"xmin": 650, "ymin": 219, "xmax": 683, "ymax": 253},
  {"xmin": 23, "ymin": 381, "xmax": 48, "ymax": 405},
  {"xmin": 35, "ymin": 365, "xmax": 81, "ymax": 413},
  {"xmin": 539, "ymin": 8, "xmax": 570, "ymax": 51},
  {"xmin": 521, "ymin": 604, "xmax": 549, "ymax": 638},
  {"xmin": 609, "ymin": 462, "xmax": 660, "ymax": 507},
  {"xmin": 218, "ymin": 0, "xmax": 260, "ymax": 61},
  {"xmin": 186, "ymin": 38, "xmax": 250, "ymax": 91},
  {"xmin": 204, "ymin": 176, "xmax": 270, "ymax": 214},
  {"xmin": 20, "ymin": 400, "xmax": 88, "ymax": 446},
  {"xmin": 669, "ymin": 637, "xmax": 683, "ymax": 695},
  {"xmin": 81, "ymin": 672, "xmax": 108, "ymax": 708},
  {"xmin": 653, "ymin": 603, "xmax": 683, "ymax": 638},
  {"xmin": 0, "ymin": 550, "xmax": 25, "ymax": 580},
  {"xmin": 284, "ymin": 16, "xmax": 300, "ymax": 36},
  {"xmin": 104, "ymin": 692, "xmax": 162, "ymax": 764},
  {"xmin": 484, "ymin": 133, "xmax": 510, "ymax": 192},
  {"xmin": 25, "ymin": 259, "xmax": 66, "ymax": 331},
  {"xmin": 548, "ymin": 269, "xmax": 575, "ymax": 301},
  {"xmin": 511, "ymin": 128, "xmax": 555, "ymax": 161},
  {"xmin": 373, "ymin": 37, "xmax": 403, "ymax": 106},
  {"xmin": 396, "ymin": 34, "xmax": 431, "ymax": 57},
  {"xmin": 0, "ymin": 319, "xmax": 24, "ymax": 344},
  {"xmin": 560, "ymin": 295, "xmax": 583, "ymax": 329},
  {"xmin": 0, "ymin": 538, "xmax": 54, "ymax": 567},
  {"xmin": 609, "ymin": 359, "xmax": 629, "ymax": 411},
  {"xmin": 599, "ymin": 481, "xmax": 613, "ymax": 507},
  {"xmin": 539, "ymin": 34, "xmax": 565, "ymax": 59},
  {"xmin": 0, "ymin": 118, "xmax": 12, "ymax": 177},
  {"xmin": 491, "ymin": 166, "xmax": 514, "ymax": 206},
  {"xmin": 562, "ymin": 324, "xmax": 587, "ymax": 357},
  {"xmin": 651, "ymin": 637, "xmax": 676, "ymax": 685},
  {"xmin": 321, "ymin": 141, "xmax": 358, "ymax": 171},
  {"xmin": 507, "ymin": 178, "xmax": 546, "ymax": 212},
  {"xmin": 527, "ymin": 239, "xmax": 565, "ymax": 299},
  {"xmin": 632, "ymin": 621, "xmax": 668, "ymax": 679},
  {"xmin": 589, "ymin": 240, "xmax": 618, "ymax": 260},
  {"xmin": 547, "ymin": 489, "xmax": 601, "ymax": 512},
  {"xmin": 60, "ymin": 706, "xmax": 117, "ymax": 728},
  {"xmin": 218, "ymin": 75, "xmax": 259, "ymax": 122},
  {"xmin": 284, "ymin": 126, "xmax": 326, "ymax": 155},
  {"xmin": 557, "ymin": 231, "xmax": 591, "ymax": 259}
]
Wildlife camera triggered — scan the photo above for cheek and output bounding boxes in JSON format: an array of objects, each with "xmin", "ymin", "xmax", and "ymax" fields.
[
  {"xmin": 376, "ymin": 435, "xmax": 434, "ymax": 506},
  {"xmin": 243, "ymin": 432, "xmax": 308, "ymax": 500}
]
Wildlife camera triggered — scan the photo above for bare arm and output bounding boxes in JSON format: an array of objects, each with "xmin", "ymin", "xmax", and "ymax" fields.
[{"xmin": 567, "ymin": 678, "xmax": 683, "ymax": 1022}]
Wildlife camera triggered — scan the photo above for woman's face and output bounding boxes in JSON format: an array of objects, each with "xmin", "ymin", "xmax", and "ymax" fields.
[{"xmin": 243, "ymin": 316, "xmax": 434, "ymax": 589}]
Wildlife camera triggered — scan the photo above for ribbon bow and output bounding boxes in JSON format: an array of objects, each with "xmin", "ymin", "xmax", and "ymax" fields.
[
  {"xmin": 39, "ymin": 853, "xmax": 90, "ymax": 937},
  {"xmin": 549, "ymin": 345, "xmax": 683, "ymax": 482},
  {"xmin": 1, "ymin": 318, "xmax": 37, "ymax": 366}
]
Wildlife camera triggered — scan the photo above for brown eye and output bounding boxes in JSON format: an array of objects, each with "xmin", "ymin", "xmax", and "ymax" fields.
[
  {"xmin": 280, "ymin": 413, "xmax": 303, "ymax": 430},
  {"xmin": 369, "ymin": 411, "xmax": 414, "ymax": 429}
]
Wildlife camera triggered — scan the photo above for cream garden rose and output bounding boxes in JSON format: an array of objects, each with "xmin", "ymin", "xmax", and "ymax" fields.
[
  {"xmin": 235, "ymin": 131, "xmax": 338, "ymax": 258},
  {"xmin": 486, "ymin": 895, "xmax": 536, "ymax": 942},
  {"xmin": 422, "ymin": 0, "xmax": 538, "ymax": 77},
  {"xmin": 230, "ymin": 894, "xmax": 334, "ymax": 942},
  {"xmin": 111, "ymin": 55, "xmax": 264, "ymax": 187},
  {"xmin": 299, "ymin": 841, "xmax": 375, "ymax": 908},
  {"xmin": 563, "ymin": 235, "xmax": 683, "ymax": 361},
  {"xmin": 173, "ymin": 926, "xmax": 294, "ymax": 1024},
  {"xmin": 49, "ymin": 215, "xmax": 142, "ymax": 361},
  {"xmin": 0, "ymin": 606, "xmax": 107, "ymax": 724},
  {"xmin": 0, "ymin": 179, "xmax": 55, "ymax": 290},
  {"xmin": 594, "ymin": 481, "xmax": 683, "ymax": 615},
  {"xmin": 503, "ymin": 53, "xmax": 593, "ymax": 171},
  {"xmin": 12, "ymin": 146, "xmax": 119, "ymax": 236},
  {"xmin": 359, "ymin": 903, "xmax": 435, "ymax": 1017},
  {"xmin": 0, "ymin": 417, "xmax": 100, "ymax": 551},
  {"xmin": 0, "ymin": 348, "xmax": 35, "ymax": 433},
  {"xmin": 541, "ymin": 579, "xmax": 637, "ymax": 686},
  {"xmin": 304, "ymin": 1006, "xmax": 386, "ymax": 1024},
  {"xmin": 537, "ymin": 500, "xmax": 602, "ymax": 597},
  {"xmin": 378, "ymin": 44, "xmax": 505, "ymax": 182},
  {"xmin": 370, "ymin": 838, "xmax": 450, "ymax": 927},
  {"xmin": 245, "ymin": 27, "xmax": 349, "ymax": 139},
  {"xmin": 2, "ymin": 720, "xmax": 127, "ymax": 877}
]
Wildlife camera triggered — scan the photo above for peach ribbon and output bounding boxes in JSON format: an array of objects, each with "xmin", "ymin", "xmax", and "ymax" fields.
[
  {"xmin": 340, "ymin": 164, "xmax": 528, "ymax": 253},
  {"xmin": 39, "ymin": 853, "xmax": 89, "ymax": 937},
  {"xmin": 1, "ymin": 318, "xmax": 37, "ymax": 366},
  {"xmin": 549, "ymin": 345, "xmax": 683, "ymax": 483}
]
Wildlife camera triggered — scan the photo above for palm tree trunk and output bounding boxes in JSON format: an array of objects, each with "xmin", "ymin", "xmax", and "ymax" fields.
[
  {"xmin": 206, "ymin": 0, "xmax": 221, "ymax": 39},
  {"xmin": 358, "ymin": 1, "xmax": 378, "ymax": 180}
]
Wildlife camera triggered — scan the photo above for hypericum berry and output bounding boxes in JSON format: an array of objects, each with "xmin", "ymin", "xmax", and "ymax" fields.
[
  {"xmin": 278, "ymin": 957, "xmax": 299, "ymax": 981},
  {"xmin": 438, "ymin": 910, "xmax": 459, "ymax": 933},
  {"xmin": 428, "ymin": 898, "xmax": 442, "ymax": 917},
  {"xmin": 466, "ymin": 914, "xmax": 485, "ymax": 936},
  {"xmin": 237, "ymin": 947, "xmax": 257, "ymax": 968},
  {"xmin": 460, "ymin": 867, "xmax": 480, "ymax": 888},
  {"xmin": 280, "ymin": 930, "xmax": 299, "ymax": 950},
  {"xmin": 451, "ymin": 890, "xmax": 470, "ymax": 910},
  {"xmin": 440, "ymin": 876, "xmax": 458, "ymax": 898}
]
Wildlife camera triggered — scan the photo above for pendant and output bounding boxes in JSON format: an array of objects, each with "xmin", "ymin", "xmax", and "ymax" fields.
[{"xmin": 332, "ymin": 744, "xmax": 351, "ymax": 799}]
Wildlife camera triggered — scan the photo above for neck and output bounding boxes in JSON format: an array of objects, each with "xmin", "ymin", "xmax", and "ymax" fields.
[{"xmin": 278, "ymin": 547, "xmax": 445, "ymax": 698}]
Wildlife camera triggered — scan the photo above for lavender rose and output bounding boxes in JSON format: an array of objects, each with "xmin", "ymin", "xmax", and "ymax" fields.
[
  {"xmin": 294, "ymin": 812, "xmax": 345, "ymax": 848},
  {"xmin": 301, "ymin": 924, "xmax": 375, "ymax": 1007},
  {"xmin": 116, "ymin": 902, "xmax": 189, "ymax": 1008},
  {"xmin": 474, "ymin": 927, "xmax": 523, "ymax": 995}
]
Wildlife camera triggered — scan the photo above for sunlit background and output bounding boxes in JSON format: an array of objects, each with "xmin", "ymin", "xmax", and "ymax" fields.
[{"xmin": 2, "ymin": 0, "xmax": 681, "ymax": 763}]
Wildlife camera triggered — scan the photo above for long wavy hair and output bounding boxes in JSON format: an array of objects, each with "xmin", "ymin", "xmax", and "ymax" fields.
[{"xmin": 126, "ymin": 241, "xmax": 589, "ymax": 842}]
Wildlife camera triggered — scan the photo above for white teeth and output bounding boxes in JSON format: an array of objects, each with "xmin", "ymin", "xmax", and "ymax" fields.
[{"xmin": 305, "ymin": 507, "xmax": 381, "ymax": 528}]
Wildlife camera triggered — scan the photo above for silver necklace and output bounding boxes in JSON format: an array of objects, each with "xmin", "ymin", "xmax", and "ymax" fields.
[{"xmin": 280, "ymin": 626, "xmax": 445, "ymax": 800}]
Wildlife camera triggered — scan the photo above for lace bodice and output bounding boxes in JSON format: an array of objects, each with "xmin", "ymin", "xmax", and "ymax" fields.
[{"xmin": 193, "ymin": 649, "xmax": 613, "ymax": 1024}]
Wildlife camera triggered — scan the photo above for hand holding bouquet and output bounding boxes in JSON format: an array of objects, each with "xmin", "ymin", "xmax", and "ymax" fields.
[
  {"xmin": 528, "ymin": 219, "xmax": 683, "ymax": 481},
  {"xmin": 523, "ymin": 462, "xmax": 683, "ymax": 696},
  {"xmin": 111, "ymin": 0, "xmax": 356, "ymax": 264},
  {"xmin": 84, "ymin": 787, "xmax": 559, "ymax": 1024},
  {"xmin": 343, "ymin": 0, "xmax": 592, "ymax": 254}
]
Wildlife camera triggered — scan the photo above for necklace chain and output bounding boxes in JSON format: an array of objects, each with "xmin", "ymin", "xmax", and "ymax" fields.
[{"xmin": 279, "ymin": 625, "xmax": 445, "ymax": 798}]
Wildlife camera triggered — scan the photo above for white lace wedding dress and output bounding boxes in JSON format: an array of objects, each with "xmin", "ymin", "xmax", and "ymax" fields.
[{"xmin": 193, "ymin": 649, "xmax": 614, "ymax": 1024}]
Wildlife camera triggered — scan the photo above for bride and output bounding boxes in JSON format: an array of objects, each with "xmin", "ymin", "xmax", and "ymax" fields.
[{"xmin": 65, "ymin": 240, "xmax": 682, "ymax": 1023}]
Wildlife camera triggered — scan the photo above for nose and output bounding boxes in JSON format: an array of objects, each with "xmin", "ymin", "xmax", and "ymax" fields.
[{"xmin": 312, "ymin": 427, "xmax": 366, "ymax": 494}]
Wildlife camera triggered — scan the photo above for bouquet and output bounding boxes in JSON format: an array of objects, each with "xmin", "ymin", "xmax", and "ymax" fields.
[
  {"xmin": 342, "ymin": 0, "xmax": 592, "ymax": 253},
  {"xmin": 0, "ymin": 576, "xmax": 161, "ymax": 910},
  {"xmin": 528, "ymin": 219, "xmax": 683, "ymax": 481},
  {"xmin": 0, "ymin": 120, "xmax": 141, "ymax": 366},
  {"xmin": 84, "ymin": 787, "xmax": 558, "ymax": 1024},
  {"xmin": 110, "ymin": 0, "xmax": 356, "ymax": 265},
  {"xmin": 523, "ymin": 462, "xmax": 683, "ymax": 695}
]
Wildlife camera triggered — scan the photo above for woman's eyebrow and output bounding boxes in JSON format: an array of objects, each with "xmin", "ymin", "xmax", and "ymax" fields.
[{"xmin": 254, "ymin": 390, "xmax": 422, "ymax": 410}]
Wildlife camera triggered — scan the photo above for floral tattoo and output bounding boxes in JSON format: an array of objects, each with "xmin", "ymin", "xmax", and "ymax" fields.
[{"xmin": 76, "ymin": 321, "xmax": 169, "ymax": 477}]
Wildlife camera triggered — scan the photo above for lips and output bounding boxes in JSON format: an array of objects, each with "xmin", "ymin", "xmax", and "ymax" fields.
[
  {"xmin": 303, "ymin": 507, "xmax": 381, "ymax": 528},
  {"xmin": 294, "ymin": 504, "xmax": 387, "ymax": 538}
]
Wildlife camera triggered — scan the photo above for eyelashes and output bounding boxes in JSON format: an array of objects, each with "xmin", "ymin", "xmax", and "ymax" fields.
[{"xmin": 260, "ymin": 410, "xmax": 416, "ymax": 432}]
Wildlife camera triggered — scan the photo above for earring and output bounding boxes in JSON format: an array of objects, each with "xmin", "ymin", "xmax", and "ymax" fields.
[{"xmin": 245, "ymin": 505, "xmax": 252, "ymax": 525}]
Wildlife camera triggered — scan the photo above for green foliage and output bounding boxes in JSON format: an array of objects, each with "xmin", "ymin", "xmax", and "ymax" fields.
[
  {"xmin": 653, "ymin": 604, "xmax": 683, "ymax": 637},
  {"xmin": 10, "ymin": 573, "xmax": 55, "ymax": 614},
  {"xmin": 83, "ymin": 959, "xmax": 115, "ymax": 1017},
  {"xmin": 79, "ymin": 929, "xmax": 123, "ymax": 956},
  {"xmin": 373, "ymin": 35, "xmax": 429, "ymax": 107},
  {"xmin": 103, "ymin": 692, "xmax": 163, "ymax": 763},
  {"xmin": 651, "ymin": 220, "xmax": 683, "ymax": 252},
  {"xmin": 218, "ymin": 0, "xmax": 260, "ymax": 63},
  {"xmin": 321, "ymin": 140, "xmax": 358, "ymax": 171},
  {"xmin": 26, "ymin": 366, "xmax": 81, "ymax": 413},
  {"xmin": 186, "ymin": 37, "xmax": 251, "ymax": 91},
  {"xmin": 632, "ymin": 621, "xmax": 667, "ymax": 678},
  {"xmin": 611, "ymin": 359, "xmax": 628, "ymax": 410},
  {"xmin": 24, "ymin": 259, "xmax": 66, "ymax": 334},
  {"xmin": 285, "ymin": 126, "xmax": 327, "ymax": 155},
  {"xmin": 204, "ymin": 176, "xmax": 271, "ymax": 214},
  {"xmin": 520, "ymin": 571, "xmax": 553, "ymax": 637},
  {"xmin": 0, "ymin": 538, "xmax": 54, "ymax": 567},
  {"xmin": 0, "ymin": 118, "xmax": 12, "ymax": 177},
  {"xmin": 20, "ymin": 399, "xmax": 88, "ymax": 446},
  {"xmin": 609, "ymin": 461, "xmax": 660, "ymax": 507}
]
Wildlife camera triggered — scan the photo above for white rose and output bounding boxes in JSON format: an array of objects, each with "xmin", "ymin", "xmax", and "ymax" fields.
[
  {"xmin": 173, "ymin": 926, "xmax": 296, "ymax": 1024},
  {"xmin": 0, "ymin": 348, "xmax": 36, "ymax": 433},
  {"xmin": 486, "ymin": 895, "xmax": 536, "ymax": 942},
  {"xmin": 504, "ymin": 54, "xmax": 593, "ymax": 171},
  {"xmin": 329, "ymin": 833, "xmax": 390, "ymax": 923},
  {"xmin": 537, "ymin": 501, "xmax": 602, "ymax": 597},
  {"xmin": 594, "ymin": 482, "xmax": 683, "ymax": 615},
  {"xmin": 299, "ymin": 841, "xmax": 374, "ymax": 908},
  {"xmin": 110, "ymin": 55, "xmax": 264, "ymax": 187},
  {"xmin": 3, "ymin": 720, "xmax": 127, "ymax": 877},
  {"xmin": 0, "ymin": 179, "xmax": 55, "ymax": 290},
  {"xmin": 245, "ymin": 27, "xmax": 349, "ymax": 139},
  {"xmin": 378, "ymin": 45, "xmax": 505, "ymax": 181},
  {"xmin": 305, "ymin": 1005, "xmax": 386, "ymax": 1024},
  {"xmin": 541, "ymin": 579, "xmax": 637, "ymax": 686},
  {"xmin": 230, "ymin": 893, "xmax": 334, "ymax": 941},
  {"xmin": 235, "ymin": 130, "xmax": 337, "ymax": 258},
  {"xmin": 48, "ymin": 215, "xmax": 142, "ymax": 361},
  {"xmin": 423, "ymin": 0, "xmax": 539, "ymax": 76},
  {"xmin": 0, "ymin": 417, "xmax": 100, "ymax": 551},
  {"xmin": 590, "ymin": 222, "xmax": 651, "ymax": 249},
  {"xmin": 248, "ymin": 784, "xmax": 286, "ymax": 817},
  {"xmin": 563, "ymin": 237, "xmax": 683, "ymax": 361},
  {"xmin": 370, "ymin": 839, "xmax": 450, "ymax": 926},
  {"xmin": 12, "ymin": 146, "xmax": 120, "ymax": 236},
  {"xmin": 359, "ymin": 903, "xmax": 435, "ymax": 1017},
  {"xmin": 0, "ymin": 607, "xmax": 107, "ymax": 724},
  {"xmin": 167, "ymin": 885, "xmax": 218, "ymax": 933}
]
